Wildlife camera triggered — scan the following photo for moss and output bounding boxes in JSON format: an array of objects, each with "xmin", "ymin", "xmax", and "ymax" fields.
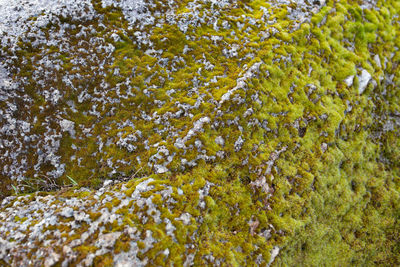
[
  {"xmin": 74, "ymin": 245, "xmax": 98, "ymax": 254},
  {"xmin": 93, "ymin": 253, "xmax": 114, "ymax": 267},
  {"xmin": 88, "ymin": 211, "xmax": 101, "ymax": 221},
  {"xmin": 14, "ymin": 216, "xmax": 28, "ymax": 223},
  {"xmin": 137, "ymin": 241, "xmax": 146, "ymax": 250},
  {"xmin": 1, "ymin": 0, "xmax": 400, "ymax": 265}
]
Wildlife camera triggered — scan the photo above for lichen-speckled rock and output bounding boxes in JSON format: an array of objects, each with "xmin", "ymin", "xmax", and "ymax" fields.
[{"xmin": 1, "ymin": 0, "xmax": 400, "ymax": 265}]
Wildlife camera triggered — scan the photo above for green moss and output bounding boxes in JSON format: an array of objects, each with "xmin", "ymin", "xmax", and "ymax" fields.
[
  {"xmin": 14, "ymin": 216, "xmax": 28, "ymax": 223},
  {"xmin": 1, "ymin": 0, "xmax": 400, "ymax": 265},
  {"xmin": 74, "ymin": 245, "xmax": 98, "ymax": 254},
  {"xmin": 93, "ymin": 253, "xmax": 114, "ymax": 267}
]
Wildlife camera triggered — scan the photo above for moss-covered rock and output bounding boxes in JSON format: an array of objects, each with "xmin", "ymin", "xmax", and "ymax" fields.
[{"xmin": 0, "ymin": 0, "xmax": 400, "ymax": 265}]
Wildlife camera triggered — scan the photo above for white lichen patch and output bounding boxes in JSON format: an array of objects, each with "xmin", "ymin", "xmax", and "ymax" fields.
[
  {"xmin": 344, "ymin": 75, "xmax": 354, "ymax": 87},
  {"xmin": 0, "ymin": 0, "xmax": 96, "ymax": 47},
  {"xmin": 0, "ymin": 177, "xmax": 213, "ymax": 266},
  {"xmin": 358, "ymin": 69, "xmax": 372, "ymax": 94},
  {"xmin": 0, "ymin": 0, "xmax": 334, "ymax": 186}
]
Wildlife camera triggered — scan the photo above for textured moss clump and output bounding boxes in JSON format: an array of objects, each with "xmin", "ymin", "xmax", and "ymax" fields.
[{"xmin": 0, "ymin": 0, "xmax": 400, "ymax": 265}]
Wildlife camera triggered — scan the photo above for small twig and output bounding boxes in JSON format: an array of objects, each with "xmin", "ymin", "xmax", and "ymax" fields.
[{"xmin": 130, "ymin": 166, "xmax": 143, "ymax": 180}]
